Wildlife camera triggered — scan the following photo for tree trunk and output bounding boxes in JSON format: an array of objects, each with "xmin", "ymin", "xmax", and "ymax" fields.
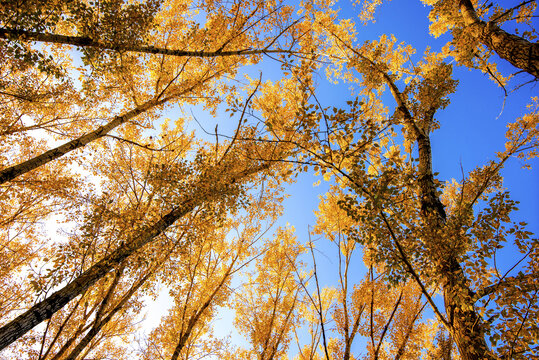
[
  {"xmin": 392, "ymin": 83, "xmax": 495, "ymax": 358},
  {"xmin": 0, "ymin": 28, "xmax": 285, "ymax": 58},
  {"xmin": 0, "ymin": 162, "xmax": 269, "ymax": 351},
  {"xmin": 442, "ymin": 258, "xmax": 495, "ymax": 360},
  {"xmin": 457, "ymin": 0, "xmax": 539, "ymax": 79},
  {"xmin": 0, "ymin": 67, "xmax": 222, "ymax": 184},
  {"xmin": 0, "ymin": 96, "xmax": 168, "ymax": 184}
]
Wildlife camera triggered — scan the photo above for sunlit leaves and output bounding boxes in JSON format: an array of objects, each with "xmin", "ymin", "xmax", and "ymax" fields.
[{"xmin": 233, "ymin": 227, "xmax": 304, "ymax": 360}]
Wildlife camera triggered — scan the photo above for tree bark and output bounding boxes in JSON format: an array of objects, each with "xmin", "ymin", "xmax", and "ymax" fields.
[
  {"xmin": 0, "ymin": 96, "xmax": 169, "ymax": 184},
  {"xmin": 457, "ymin": 0, "xmax": 539, "ymax": 79},
  {"xmin": 0, "ymin": 28, "xmax": 287, "ymax": 58},
  {"xmin": 442, "ymin": 257, "xmax": 495, "ymax": 360},
  {"xmin": 0, "ymin": 162, "xmax": 269, "ymax": 351}
]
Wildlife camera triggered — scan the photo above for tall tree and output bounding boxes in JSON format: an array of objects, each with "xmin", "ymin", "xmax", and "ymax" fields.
[
  {"xmin": 356, "ymin": 0, "xmax": 538, "ymax": 80},
  {"xmin": 141, "ymin": 209, "xmax": 276, "ymax": 360},
  {"xmin": 306, "ymin": 19, "xmax": 539, "ymax": 358}
]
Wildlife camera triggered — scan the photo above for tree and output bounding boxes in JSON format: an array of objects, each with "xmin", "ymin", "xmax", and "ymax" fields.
[
  {"xmin": 140, "ymin": 210, "xmax": 274, "ymax": 360},
  {"xmin": 1, "ymin": 0, "xmax": 538, "ymax": 359},
  {"xmin": 233, "ymin": 227, "xmax": 304, "ymax": 360},
  {"xmin": 300, "ymin": 7, "xmax": 538, "ymax": 358},
  {"xmin": 356, "ymin": 0, "xmax": 539, "ymax": 81}
]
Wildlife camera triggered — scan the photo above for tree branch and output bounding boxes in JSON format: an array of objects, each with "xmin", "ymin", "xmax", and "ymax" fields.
[
  {"xmin": 457, "ymin": 0, "xmax": 539, "ymax": 79},
  {"xmin": 0, "ymin": 28, "xmax": 293, "ymax": 59},
  {"xmin": 475, "ymin": 272, "xmax": 538, "ymax": 299}
]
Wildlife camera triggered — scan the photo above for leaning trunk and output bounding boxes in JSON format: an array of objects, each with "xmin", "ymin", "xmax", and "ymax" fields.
[
  {"xmin": 0, "ymin": 201, "xmax": 191, "ymax": 351},
  {"xmin": 0, "ymin": 162, "xmax": 269, "ymax": 351},
  {"xmin": 0, "ymin": 28, "xmax": 279, "ymax": 59},
  {"xmin": 0, "ymin": 96, "xmax": 169, "ymax": 184}
]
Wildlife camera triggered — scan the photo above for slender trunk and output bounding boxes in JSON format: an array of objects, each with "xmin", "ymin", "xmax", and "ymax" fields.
[
  {"xmin": 0, "ymin": 162, "xmax": 269, "ymax": 351},
  {"xmin": 56, "ymin": 268, "xmax": 124, "ymax": 360},
  {"xmin": 46, "ymin": 273, "xmax": 120, "ymax": 360},
  {"xmin": 60, "ymin": 240, "xmax": 176, "ymax": 360},
  {"xmin": 169, "ymin": 257, "xmax": 238, "ymax": 360},
  {"xmin": 457, "ymin": 0, "xmax": 539, "ymax": 78},
  {"xmin": 373, "ymin": 291, "xmax": 403, "ymax": 360},
  {"xmin": 343, "ymin": 335, "xmax": 351, "ymax": 360},
  {"xmin": 344, "ymin": 304, "xmax": 365, "ymax": 360},
  {"xmin": 38, "ymin": 293, "xmax": 87, "ymax": 360},
  {"xmin": 62, "ymin": 269, "xmax": 149, "ymax": 360},
  {"xmin": 0, "ymin": 96, "xmax": 168, "ymax": 184},
  {"xmin": 0, "ymin": 28, "xmax": 285, "ymax": 58}
]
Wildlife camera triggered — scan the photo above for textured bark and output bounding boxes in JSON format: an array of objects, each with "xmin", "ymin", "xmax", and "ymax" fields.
[
  {"xmin": 0, "ymin": 28, "xmax": 287, "ymax": 58},
  {"xmin": 458, "ymin": 0, "xmax": 539, "ymax": 79},
  {"xmin": 416, "ymin": 131, "xmax": 446, "ymax": 221},
  {"xmin": 442, "ymin": 258, "xmax": 495, "ymax": 360},
  {"xmin": 0, "ymin": 162, "xmax": 269, "ymax": 351},
  {"xmin": 0, "ymin": 96, "xmax": 168, "ymax": 184}
]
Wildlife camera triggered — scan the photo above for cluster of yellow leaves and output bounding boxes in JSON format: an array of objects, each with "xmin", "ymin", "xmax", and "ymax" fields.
[
  {"xmin": 502, "ymin": 97, "xmax": 539, "ymax": 166},
  {"xmin": 354, "ymin": 0, "xmax": 388, "ymax": 25},
  {"xmin": 313, "ymin": 188, "xmax": 356, "ymax": 243}
]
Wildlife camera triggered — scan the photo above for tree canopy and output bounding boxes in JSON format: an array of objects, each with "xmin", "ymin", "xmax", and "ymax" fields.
[{"xmin": 0, "ymin": 0, "xmax": 537, "ymax": 359}]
